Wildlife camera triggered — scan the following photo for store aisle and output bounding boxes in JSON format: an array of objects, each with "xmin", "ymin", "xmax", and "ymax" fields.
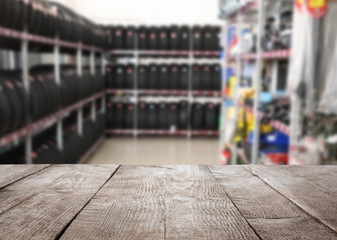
[{"xmin": 87, "ymin": 137, "xmax": 220, "ymax": 165}]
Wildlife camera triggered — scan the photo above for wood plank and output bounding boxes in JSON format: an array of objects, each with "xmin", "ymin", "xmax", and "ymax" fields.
[
  {"xmin": 0, "ymin": 164, "xmax": 50, "ymax": 189},
  {"xmin": 249, "ymin": 165, "xmax": 337, "ymax": 232},
  {"xmin": 0, "ymin": 164, "xmax": 119, "ymax": 240},
  {"xmin": 209, "ymin": 166, "xmax": 337, "ymax": 239},
  {"xmin": 60, "ymin": 165, "xmax": 259, "ymax": 240}
]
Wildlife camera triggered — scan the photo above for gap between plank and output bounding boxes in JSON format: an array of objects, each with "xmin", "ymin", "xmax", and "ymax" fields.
[
  {"xmin": 205, "ymin": 166, "xmax": 263, "ymax": 240},
  {"xmin": 246, "ymin": 166, "xmax": 337, "ymax": 234},
  {"xmin": 0, "ymin": 165, "xmax": 51, "ymax": 191},
  {"xmin": 54, "ymin": 165, "xmax": 121, "ymax": 240}
]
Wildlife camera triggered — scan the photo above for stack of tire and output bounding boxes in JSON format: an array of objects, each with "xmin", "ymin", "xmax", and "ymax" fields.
[
  {"xmin": 192, "ymin": 25, "xmax": 221, "ymax": 51},
  {"xmin": 191, "ymin": 102, "xmax": 220, "ymax": 130},
  {"xmin": 0, "ymin": 112, "xmax": 106, "ymax": 164},
  {"xmin": 107, "ymin": 25, "xmax": 221, "ymax": 52},
  {"xmin": 0, "ymin": 65, "xmax": 104, "ymax": 138},
  {"xmin": 192, "ymin": 64, "xmax": 221, "ymax": 91},
  {"xmin": 107, "ymin": 101, "xmax": 219, "ymax": 131},
  {"xmin": 0, "ymin": 0, "xmax": 107, "ymax": 51},
  {"xmin": 107, "ymin": 64, "xmax": 222, "ymax": 91},
  {"xmin": 107, "ymin": 101, "xmax": 189, "ymax": 130}
]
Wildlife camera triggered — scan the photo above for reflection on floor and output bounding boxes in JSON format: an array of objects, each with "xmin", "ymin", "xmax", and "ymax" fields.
[{"xmin": 87, "ymin": 137, "xmax": 220, "ymax": 165}]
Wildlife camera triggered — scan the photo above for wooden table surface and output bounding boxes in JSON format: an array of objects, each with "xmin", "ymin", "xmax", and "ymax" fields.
[{"xmin": 0, "ymin": 165, "xmax": 336, "ymax": 239}]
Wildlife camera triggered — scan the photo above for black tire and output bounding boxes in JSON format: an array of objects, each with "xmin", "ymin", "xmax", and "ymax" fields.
[
  {"xmin": 178, "ymin": 101, "xmax": 189, "ymax": 130},
  {"xmin": 137, "ymin": 102, "xmax": 147, "ymax": 129},
  {"xmin": 148, "ymin": 64, "xmax": 158, "ymax": 90},
  {"xmin": 158, "ymin": 102, "xmax": 169, "ymax": 129},
  {"xmin": 179, "ymin": 64, "xmax": 189, "ymax": 90},
  {"xmin": 191, "ymin": 103, "xmax": 204, "ymax": 130},
  {"xmin": 192, "ymin": 65, "xmax": 201, "ymax": 90},
  {"xmin": 0, "ymin": 82, "xmax": 12, "ymax": 136},
  {"xmin": 158, "ymin": 64, "xmax": 169, "ymax": 90},
  {"xmin": 168, "ymin": 103, "xmax": 179, "ymax": 130},
  {"xmin": 169, "ymin": 65, "xmax": 179, "ymax": 90},
  {"xmin": 138, "ymin": 65, "xmax": 148, "ymax": 89},
  {"xmin": 125, "ymin": 104, "xmax": 134, "ymax": 129},
  {"xmin": 146, "ymin": 103, "xmax": 158, "ymax": 129}
]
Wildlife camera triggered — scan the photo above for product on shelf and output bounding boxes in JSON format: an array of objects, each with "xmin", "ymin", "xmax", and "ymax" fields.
[
  {"xmin": 159, "ymin": 26, "xmax": 169, "ymax": 50},
  {"xmin": 138, "ymin": 102, "xmax": 147, "ymax": 129},
  {"xmin": 108, "ymin": 25, "xmax": 221, "ymax": 52},
  {"xmin": 205, "ymin": 102, "xmax": 219, "ymax": 130},
  {"xmin": 138, "ymin": 65, "xmax": 148, "ymax": 89},
  {"xmin": 191, "ymin": 103, "xmax": 204, "ymax": 130},
  {"xmin": 125, "ymin": 103, "xmax": 135, "ymax": 129},
  {"xmin": 158, "ymin": 64, "xmax": 169, "ymax": 90},
  {"xmin": 106, "ymin": 101, "xmax": 219, "ymax": 131},
  {"xmin": 147, "ymin": 102, "xmax": 158, "ymax": 129},
  {"xmin": 138, "ymin": 25, "xmax": 148, "ymax": 50},
  {"xmin": 148, "ymin": 26, "xmax": 159, "ymax": 50},
  {"xmin": 0, "ymin": 0, "xmax": 107, "ymax": 50},
  {"xmin": 158, "ymin": 102, "xmax": 169, "ymax": 129},
  {"xmin": 148, "ymin": 64, "xmax": 159, "ymax": 90},
  {"xmin": 0, "ymin": 112, "xmax": 105, "ymax": 164},
  {"xmin": 179, "ymin": 64, "xmax": 189, "ymax": 90},
  {"xmin": 126, "ymin": 26, "xmax": 136, "ymax": 50},
  {"xmin": 178, "ymin": 101, "xmax": 189, "ymax": 129}
]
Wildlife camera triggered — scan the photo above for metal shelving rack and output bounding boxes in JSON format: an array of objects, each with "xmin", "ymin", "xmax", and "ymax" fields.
[
  {"xmin": 107, "ymin": 39, "xmax": 222, "ymax": 137},
  {"xmin": 220, "ymin": 0, "xmax": 292, "ymax": 165},
  {"xmin": 0, "ymin": 27, "xmax": 106, "ymax": 164}
]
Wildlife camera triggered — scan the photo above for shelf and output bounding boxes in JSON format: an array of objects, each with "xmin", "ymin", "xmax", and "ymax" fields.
[
  {"xmin": 78, "ymin": 134, "xmax": 105, "ymax": 164},
  {"xmin": 229, "ymin": 50, "xmax": 291, "ymax": 61},
  {"xmin": 107, "ymin": 129, "xmax": 219, "ymax": 136},
  {"xmin": 107, "ymin": 89, "xmax": 221, "ymax": 97},
  {"xmin": 0, "ymin": 91, "xmax": 106, "ymax": 149},
  {"xmin": 106, "ymin": 89, "xmax": 135, "ymax": 95},
  {"xmin": 191, "ymin": 91, "xmax": 221, "ymax": 97},
  {"xmin": 0, "ymin": 27, "xmax": 103, "ymax": 52},
  {"xmin": 110, "ymin": 50, "xmax": 221, "ymax": 57},
  {"xmin": 243, "ymin": 105, "xmax": 290, "ymax": 136}
]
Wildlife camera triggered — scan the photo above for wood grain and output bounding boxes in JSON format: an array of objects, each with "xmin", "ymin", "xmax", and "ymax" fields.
[
  {"xmin": 249, "ymin": 165, "xmax": 337, "ymax": 233},
  {"xmin": 0, "ymin": 164, "xmax": 50, "ymax": 189},
  {"xmin": 60, "ymin": 165, "xmax": 260, "ymax": 240},
  {"xmin": 0, "ymin": 164, "xmax": 119, "ymax": 240},
  {"xmin": 209, "ymin": 166, "xmax": 337, "ymax": 239}
]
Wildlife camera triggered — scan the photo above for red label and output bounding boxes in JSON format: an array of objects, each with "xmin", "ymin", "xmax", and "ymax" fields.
[{"xmin": 306, "ymin": 0, "xmax": 327, "ymax": 18}]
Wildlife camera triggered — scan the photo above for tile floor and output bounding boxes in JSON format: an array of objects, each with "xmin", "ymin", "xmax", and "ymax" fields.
[{"xmin": 87, "ymin": 137, "xmax": 220, "ymax": 165}]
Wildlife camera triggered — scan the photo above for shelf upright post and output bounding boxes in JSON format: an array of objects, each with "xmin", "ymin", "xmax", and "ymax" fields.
[
  {"xmin": 134, "ymin": 33, "xmax": 139, "ymax": 137},
  {"xmin": 54, "ymin": 37, "xmax": 63, "ymax": 151},
  {"xmin": 22, "ymin": 28, "xmax": 32, "ymax": 164},
  {"xmin": 231, "ymin": 14, "xmax": 243, "ymax": 165},
  {"xmin": 77, "ymin": 44, "xmax": 83, "ymax": 135},
  {"xmin": 187, "ymin": 27, "xmax": 194, "ymax": 138},
  {"xmin": 101, "ymin": 52, "xmax": 106, "ymax": 114},
  {"xmin": 90, "ymin": 50, "xmax": 96, "ymax": 122},
  {"xmin": 9, "ymin": 51, "xmax": 15, "ymax": 69},
  {"xmin": 271, "ymin": 61, "xmax": 278, "ymax": 94},
  {"xmin": 219, "ymin": 23, "xmax": 228, "ymax": 163},
  {"xmin": 251, "ymin": 0, "xmax": 264, "ymax": 164}
]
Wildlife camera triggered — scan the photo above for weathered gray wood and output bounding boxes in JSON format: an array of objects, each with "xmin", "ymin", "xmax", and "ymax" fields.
[
  {"xmin": 60, "ymin": 165, "xmax": 260, "ymax": 240},
  {"xmin": 209, "ymin": 166, "xmax": 337, "ymax": 239},
  {"xmin": 0, "ymin": 164, "xmax": 50, "ymax": 189},
  {"xmin": 249, "ymin": 165, "xmax": 337, "ymax": 232},
  {"xmin": 0, "ymin": 164, "xmax": 119, "ymax": 240}
]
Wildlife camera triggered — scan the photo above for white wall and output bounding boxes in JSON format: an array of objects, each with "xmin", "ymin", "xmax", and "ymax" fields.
[{"xmin": 60, "ymin": 0, "xmax": 222, "ymax": 26}]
